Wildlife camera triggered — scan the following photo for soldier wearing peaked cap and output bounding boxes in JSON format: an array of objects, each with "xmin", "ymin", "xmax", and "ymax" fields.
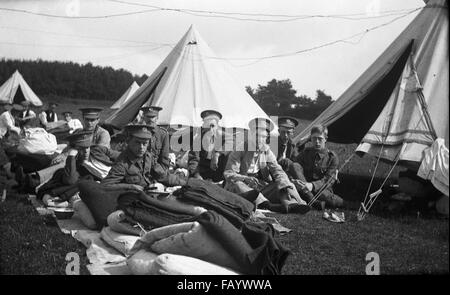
[
  {"xmin": 276, "ymin": 117, "xmax": 299, "ymax": 162},
  {"xmin": 275, "ymin": 117, "xmax": 309, "ymax": 187},
  {"xmin": 48, "ymin": 107, "xmax": 111, "ymax": 167},
  {"xmin": 80, "ymin": 108, "xmax": 111, "ymax": 148},
  {"xmin": 36, "ymin": 130, "xmax": 97, "ymax": 202},
  {"xmin": 187, "ymin": 110, "xmax": 228, "ymax": 182},
  {"xmin": 139, "ymin": 106, "xmax": 170, "ymax": 172},
  {"xmin": 101, "ymin": 124, "xmax": 186, "ymax": 192},
  {"xmin": 223, "ymin": 117, "xmax": 310, "ymax": 214}
]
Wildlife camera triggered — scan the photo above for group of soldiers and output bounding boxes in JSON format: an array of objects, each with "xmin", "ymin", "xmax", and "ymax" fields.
[
  {"xmin": 1, "ymin": 101, "xmax": 348, "ymax": 215},
  {"xmin": 0, "ymin": 101, "xmax": 81, "ymax": 131}
]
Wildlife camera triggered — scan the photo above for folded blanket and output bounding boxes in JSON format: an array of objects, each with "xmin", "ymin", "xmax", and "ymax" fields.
[
  {"xmin": 196, "ymin": 211, "xmax": 291, "ymax": 275},
  {"xmin": 100, "ymin": 227, "xmax": 140, "ymax": 257},
  {"xmin": 174, "ymin": 178, "xmax": 255, "ymax": 227},
  {"xmin": 78, "ymin": 180, "xmax": 130, "ymax": 227},
  {"xmin": 117, "ymin": 191, "xmax": 196, "ymax": 229},
  {"xmin": 160, "ymin": 195, "xmax": 207, "ymax": 216},
  {"xmin": 130, "ymin": 222, "xmax": 241, "ymax": 272}
]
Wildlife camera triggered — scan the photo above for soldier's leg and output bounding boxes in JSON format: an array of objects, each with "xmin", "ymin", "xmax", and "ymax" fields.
[
  {"xmin": 282, "ymin": 161, "xmax": 316, "ymax": 204},
  {"xmin": 260, "ymin": 183, "xmax": 310, "ymax": 214},
  {"xmin": 292, "ymin": 180, "xmax": 315, "ymax": 204},
  {"xmin": 286, "ymin": 186, "xmax": 307, "ymax": 205},
  {"xmin": 37, "ymin": 161, "xmax": 66, "ymax": 184},
  {"xmin": 317, "ymin": 189, "xmax": 344, "ymax": 208},
  {"xmin": 224, "ymin": 180, "xmax": 252, "ymax": 194},
  {"xmin": 225, "ymin": 180, "xmax": 269, "ymax": 207},
  {"xmin": 287, "ymin": 162, "xmax": 307, "ymax": 182}
]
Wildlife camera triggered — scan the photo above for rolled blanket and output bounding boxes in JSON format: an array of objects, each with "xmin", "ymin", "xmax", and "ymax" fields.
[
  {"xmin": 117, "ymin": 191, "xmax": 196, "ymax": 229},
  {"xmin": 159, "ymin": 195, "xmax": 207, "ymax": 216},
  {"xmin": 174, "ymin": 178, "xmax": 255, "ymax": 227},
  {"xmin": 129, "ymin": 222, "xmax": 241, "ymax": 272},
  {"xmin": 107, "ymin": 210, "xmax": 142, "ymax": 236},
  {"xmin": 196, "ymin": 211, "xmax": 291, "ymax": 275}
]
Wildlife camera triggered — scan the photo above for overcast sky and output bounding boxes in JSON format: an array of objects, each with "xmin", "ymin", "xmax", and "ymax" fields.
[{"xmin": 0, "ymin": 0, "xmax": 424, "ymax": 99}]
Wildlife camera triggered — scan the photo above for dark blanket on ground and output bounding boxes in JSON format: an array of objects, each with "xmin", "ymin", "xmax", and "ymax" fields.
[
  {"xmin": 173, "ymin": 178, "xmax": 255, "ymax": 227},
  {"xmin": 37, "ymin": 168, "xmax": 95, "ymax": 201},
  {"xmin": 196, "ymin": 211, "xmax": 290, "ymax": 275},
  {"xmin": 78, "ymin": 180, "xmax": 130, "ymax": 228},
  {"xmin": 117, "ymin": 191, "xmax": 196, "ymax": 229}
]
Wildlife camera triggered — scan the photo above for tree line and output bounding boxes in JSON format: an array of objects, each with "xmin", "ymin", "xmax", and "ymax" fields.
[
  {"xmin": 246, "ymin": 79, "xmax": 333, "ymax": 120},
  {"xmin": 0, "ymin": 59, "xmax": 148, "ymax": 102},
  {"xmin": 0, "ymin": 59, "xmax": 333, "ymax": 120}
]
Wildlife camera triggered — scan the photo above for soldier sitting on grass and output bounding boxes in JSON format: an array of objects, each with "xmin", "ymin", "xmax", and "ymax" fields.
[
  {"xmin": 286, "ymin": 125, "xmax": 346, "ymax": 209},
  {"xmin": 36, "ymin": 130, "xmax": 117, "ymax": 206},
  {"xmin": 223, "ymin": 117, "xmax": 310, "ymax": 214}
]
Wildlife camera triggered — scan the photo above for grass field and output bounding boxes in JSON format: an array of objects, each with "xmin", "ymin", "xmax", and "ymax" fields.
[
  {"xmin": 1, "ymin": 189, "xmax": 447, "ymax": 275},
  {"xmin": 0, "ymin": 100, "xmax": 448, "ymax": 275}
]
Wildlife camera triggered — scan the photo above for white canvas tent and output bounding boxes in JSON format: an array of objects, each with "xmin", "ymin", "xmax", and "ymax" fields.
[
  {"xmin": 293, "ymin": 0, "xmax": 448, "ymax": 216},
  {"xmin": 105, "ymin": 25, "xmax": 271, "ymax": 129},
  {"xmin": 293, "ymin": 0, "xmax": 448, "ymax": 169},
  {"xmin": 0, "ymin": 70, "xmax": 43, "ymax": 106},
  {"xmin": 110, "ymin": 81, "xmax": 140, "ymax": 109}
]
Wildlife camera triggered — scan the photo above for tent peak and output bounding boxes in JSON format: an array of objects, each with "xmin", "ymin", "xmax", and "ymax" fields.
[{"xmin": 106, "ymin": 25, "xmax": 271, "ymax": 129}]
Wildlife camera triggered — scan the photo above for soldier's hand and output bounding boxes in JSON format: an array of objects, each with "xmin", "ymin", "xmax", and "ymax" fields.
[
  {"xmin": 68, "ymin": 149, "xmax": 79, "ymax": 157},
  {"xmin": 291, "ymin": 179, "xmax": 305, "ymax": 186},
  {"xmin": 51, "ymin": 153, "xmax": 66, "ymax": 165},
  {"xmin": 194, "ymin": 173, "xmax": 203, "ymax": 180},
  {"xmin": 244, "ymin": 176, "xmax": 260, "ymax": 188},
  {"xmin": 305, "ymin": 182, "xmax": 313, "ymax": 191},
  {"xmin": 210, "ymin": 159, "xmax": 219, "ymax": 171},
  {"xmin": 129, "ymin": 184, "xmax": 144, "ymax": 192}
]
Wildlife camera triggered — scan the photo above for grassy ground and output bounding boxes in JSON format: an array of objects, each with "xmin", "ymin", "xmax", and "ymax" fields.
[
  {"xmin": 276, "ymin": 209, "xmax": 448, "ymax": 274},
  {"xmin": 0, "ymin": 184, "xmax": 448, "ymax": 275},
  {"xmin": 0, "ymin": 193, "xmax": 89, "ymax": 275}
]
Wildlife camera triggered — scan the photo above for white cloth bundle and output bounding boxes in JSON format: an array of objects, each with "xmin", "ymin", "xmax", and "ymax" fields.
[
  {"xmin": 19, "ymin": 127, "xmax": 57, "ymax": 155},
  {"xmin": 127, "ymin": 250, "xmax": 240, "ymax": 275},
  {"xmin": 82, "ymin": 158, "xmax": 112, "ymax": 180},
  {"xmin": 100, "ymin": 227, "xmax": 140, "ymax": 257},
  {"xmin": 418, "ymin": 138, "xmax": 449, "ymax": 197}
]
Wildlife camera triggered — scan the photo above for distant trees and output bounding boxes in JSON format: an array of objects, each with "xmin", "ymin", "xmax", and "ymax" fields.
[
  {"xmin": 0, "ymin": 59, "xmax": 332, "ymax": 121},
  {"xmin": 0, "ymin": 59, "xmax": 147, "ymax": 102},
  {"xmin": 246, "ymin": 79, "xmax": 334, "ymax": 120}
]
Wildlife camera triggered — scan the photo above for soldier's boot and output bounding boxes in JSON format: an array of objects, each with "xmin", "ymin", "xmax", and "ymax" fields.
[{"xmin": 295, "ymin": 183, "xmax": 326, "ymax": 210}]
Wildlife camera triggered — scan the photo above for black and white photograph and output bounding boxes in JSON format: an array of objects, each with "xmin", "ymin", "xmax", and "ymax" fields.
[{"xmin": 0, "ymin": 0, "xmax": 448, "ymax": 279}]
